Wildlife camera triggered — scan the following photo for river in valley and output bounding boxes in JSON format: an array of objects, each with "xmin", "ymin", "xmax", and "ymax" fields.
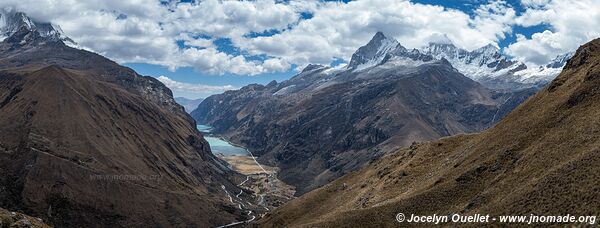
[{"xmin": 196, "ymin": 124, "xmax": 296, "ymax": 210}]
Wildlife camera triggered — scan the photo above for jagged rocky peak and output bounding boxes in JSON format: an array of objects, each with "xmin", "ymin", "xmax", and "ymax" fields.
[
  {"xmin": 344, "ymin": 31, "xmax": 573, "ymax": 89},
  {"xmin": 474, "ymin": 43, "xmax": 500, "ymax": 53},
  {"xmin": 420, "ymin": 35, "xmax": 543, "ymax": 88},
  {"xmin": 423, "ymin": 39, "xmax": 502, "ymax": 65},
  {"xmin": 261, "ymin": 37, "xmax": 600, "ymax": 228},
  {"xmin": 0, "ymin": 10, "xmax": 34, "ymax": 35},
  {"xmin": 301, "ymin": 64, "xmax": 327, "ymax": 73},
  {"xmin": 0, "ymin": 8, "xmax": 76, "ymax": 46},
  {"xmin": 266, "ymin": 80, "xmax": 278, "ymax": 87},
  {"xmin": 512, "ymin": 51, "xmax": 576, "ymax": 85},
  {"xmin": 425, "ymin": 34, "xmax": 460, "ymax": 52},
  {"xmin": 546, "ymin": 52, "xmax": 575, "ymax": 69},
  {"xmin": 347, "ymin": 31, "xmax": 405, "ymax": 69}
]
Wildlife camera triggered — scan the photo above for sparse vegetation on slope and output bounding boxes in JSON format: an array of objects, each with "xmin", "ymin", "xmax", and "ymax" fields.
[{"xmin": 260, "ymin": 38, "xmax": 600, "ymax": 227}]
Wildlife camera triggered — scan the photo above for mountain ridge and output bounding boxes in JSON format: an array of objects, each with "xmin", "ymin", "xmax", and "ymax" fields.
[
  {"xmin": 0, "ymin": 11, "xmax": 250, "ymax": 227},
  {"xmin": 349, "ymin": 32, "xmax": 572, "ymax": 90},
  {"xmin": 192, "ymin": 33, "xmax": 536, "ymax": 195},
  {"xmin": 0, "ymin": 9, "xmax": 76, "ymax": 47},
  {"xmin": 259, "ymin": 37, "xmax": 600, "ymax": 227}
]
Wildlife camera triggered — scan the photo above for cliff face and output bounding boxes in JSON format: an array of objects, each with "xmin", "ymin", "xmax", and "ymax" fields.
[
  {"xmin": 194, "ymin": 57, "xmax": 534, "ymax": 195},
  {"xmin": 0, "ymin": 26, "xmax": 245, "ymax": 227},
  {"xmin": 260, "ymin": 38, "xmax": 600, "ymax": 227}
]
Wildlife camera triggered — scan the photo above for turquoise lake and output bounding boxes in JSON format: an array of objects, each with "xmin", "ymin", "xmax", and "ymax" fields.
[
  {"xmin": 196, "ymin": 124, "xmax": 212, "ymax": 132},
  {"xmin": 197, "ymin": 125, "xmax": 248, "ymax": 156}
]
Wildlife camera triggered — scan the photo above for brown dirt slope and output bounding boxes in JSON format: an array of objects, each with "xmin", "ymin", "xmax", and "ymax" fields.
[
  {"xmin": 0, "ymin": 34, "xmax": 246, "ymax": 226},
  {"xmin": 194, "ymin": 57, "xmax": 533, "ymax": 196},
  {"xmin": 260, "ymin": 38, "xmax": 600, "ymax": 227},
  {"xmin": 0, "ymin": 65, "xmax": 244, "ymax": 227}
]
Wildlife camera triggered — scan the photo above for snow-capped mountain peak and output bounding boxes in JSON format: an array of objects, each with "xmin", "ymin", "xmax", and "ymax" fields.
[
  {"xmin": 422, "ymin": 42, "xmax": 467, "ymax": 62},
  {"xmin": 0, "ymin": 11, "xmax": 34, "ymax": 38},
  {"xmin": 545, "ymin": 52, "xmax": 574, "ymax": 69},
  {"xmin": 0, "ymin": 9, "xmax": 77, "ymax": 46},
  {"xmin": 473, "ymin": 44, "xmax": 499, "ymax": 56},
  {"xmin": 347, "ymin": 32, "xmax": 573, "ymax": 90},
  {"xmin": 347, "ymin": 32, "xmax": 440, "ymax": 72},
  {"xmin": 421, "ymin": 39, "xmax": 545, "ymax": 89},
  {"xmin": 514, "ymin": 52, "xmax": 575, "ymax": 84},
  {"xmin": 301, "ymin": 64, "xmax": 328, "ymax": 73},
  {"xmin": 347, "ymin": 32, "xmax": 405, "ymax": 70},
  {"xmin": 427, "ymin": 33, "xmax": 453, "ymax": 45}
]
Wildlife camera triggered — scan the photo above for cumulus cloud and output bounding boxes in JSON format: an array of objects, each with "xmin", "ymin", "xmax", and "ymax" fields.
[
  {"xmin": 235, "ymin": 0, "xmax": 516, "ymax": 67},
  {"xmin": 157, "ymin": 76, "xmax": 236, "ymax": 97},
  {"xmin": 1, "ymin": 0, "xmax": 598, "ymax": 74},
  {"xmin": 506, "ymin": 0, "xmax": 600, "ymax": 65},
  {"xmin": 176, "ymin": 33, "xmax": 213, "ymax": 48},
  {"xmin": 0, "ymin": 0, "xmax": 296, "ymax": 75},
  {"xmin": 520, "ymin": 0, "xmax": 552, "ymax": 8},
  {"xmin": 164, "ymin": 0, "xmax": 299, "ymax": 38}
]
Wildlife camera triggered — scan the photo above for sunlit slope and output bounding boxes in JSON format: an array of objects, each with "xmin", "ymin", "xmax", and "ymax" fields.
[{"xmin": 260, "ymin": 38, "xmax": 600, "ymax": 227}]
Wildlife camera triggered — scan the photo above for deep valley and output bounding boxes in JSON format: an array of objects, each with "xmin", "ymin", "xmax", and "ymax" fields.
[{"xmin": 1, "ymin": 2, "xmax": 599, "ymax": 228}]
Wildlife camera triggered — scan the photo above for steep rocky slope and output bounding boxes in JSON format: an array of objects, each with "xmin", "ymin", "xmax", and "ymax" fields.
[
  {"xmin": 193, "ymin": 32, "xmax": 536, "ymax": 195},
  {"xmin": 420, "ymin": 34, "xmax": 572, "ymax": 90},
  {"xmin": 0, "ymin": 13, "xmax": 247, "ymax": 227},
  {"xmin": 260, "ymin": 38, "xmax": 600, "ymax": 227}
]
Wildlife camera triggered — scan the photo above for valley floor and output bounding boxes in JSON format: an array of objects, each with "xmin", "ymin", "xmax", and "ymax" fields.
[
  {"xmin": 199, "ymin": 125, "xmax": 296, "ymax": 225},
  {"xmin": 220, "ymin": 154, "xmax": 296, "ymax": 209}
]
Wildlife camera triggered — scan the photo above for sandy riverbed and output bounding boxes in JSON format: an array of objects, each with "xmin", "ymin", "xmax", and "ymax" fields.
[{"xmin": 218, "ymin": 154, "xmax": 277, "ymax": 175}]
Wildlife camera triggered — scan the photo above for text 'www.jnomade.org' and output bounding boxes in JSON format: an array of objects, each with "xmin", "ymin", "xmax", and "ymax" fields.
[{"xmin": 395, "ymin": 213, "xmax": 597, "ymax": 225}]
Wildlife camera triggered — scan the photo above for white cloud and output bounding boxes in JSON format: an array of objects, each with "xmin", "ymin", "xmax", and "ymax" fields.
[
  {"xmin": 176, "ymin": 33, "xmax": 213, "ymax": 48},
  {"xmin": 507, "ymin": 0, "xmax": 600, "ymax": 65},
  {"xmin": 165, "ymin": 0, "xmax": 299, "ymax": 38},
  {"xmin": 263, "ymin": 58, "xmax": 291, "ymax": 72},
  {"xmin": 0, "ymin": 0, "xmax": 296, "ymax": 75},
  {"xmin": 520, "ymin": 0, "xmax": 552, "ymax": 8},
  {"xmin": 235, "ymin": 0, "xmax": 516, "ymax": 67},
  {"xmin": 157, "ymin": 76, "xmax": 236, "ymax": 98},
  {"xmin": 2, "ymin": 0, "xmax": 598, "ymax": 74}
]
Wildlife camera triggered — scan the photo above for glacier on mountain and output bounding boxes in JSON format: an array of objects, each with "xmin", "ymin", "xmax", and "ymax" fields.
[
  {"xmin": 0, "ymin": 9, "xmax": 77, "ymax": 47},
  {"xmin": 346, "ymin": 32, "xmax": 573, "ymax": 90}
]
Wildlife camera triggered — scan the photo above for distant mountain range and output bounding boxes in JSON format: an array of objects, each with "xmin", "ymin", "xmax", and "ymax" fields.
[
  {"xmin": 261, "ymin": 37, "xmax": 600, "ymax": 228},
  {"xmin": 193, "ymin": 32, "xmax": 545, "ymax": 195},
  {"xmin": 0, "ymin": 11, "xmax": 249, "ymax": 227},
  {"xmin": 349, "ymin": 32, "xmax": 572, "ymax": 90},
  {"xmin": 0, "ymin": 8, "xmax": 586, "ymax": 228},
  {"xmin": 175, "ymin": 97, "xmax": 204, "ymax": 113}
]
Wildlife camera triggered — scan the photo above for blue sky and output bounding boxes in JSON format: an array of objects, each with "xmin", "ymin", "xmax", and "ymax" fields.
[
  {"xmin": 9, "ymin": 0, "xmax": 596, "ymax": 99},
  {"xmin": 125, "ymin": 0, "xmax": 549, "ymax": 99},
  {"xmin": 126, "ymin": 62, "xmax": 295, "ymax": 92}
]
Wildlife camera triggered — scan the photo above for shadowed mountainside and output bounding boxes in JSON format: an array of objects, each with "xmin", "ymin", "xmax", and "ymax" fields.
[
  {"xmin": 259, "ymin": 38, "xmax": 600, "ymax": 227},
  {"xmin": 0, "ymin": 20, "xmax": 247, "ymax": 227},
  {"xmin": 193, "ymin": 33, "xmax": 536, "ymax": 195}
]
